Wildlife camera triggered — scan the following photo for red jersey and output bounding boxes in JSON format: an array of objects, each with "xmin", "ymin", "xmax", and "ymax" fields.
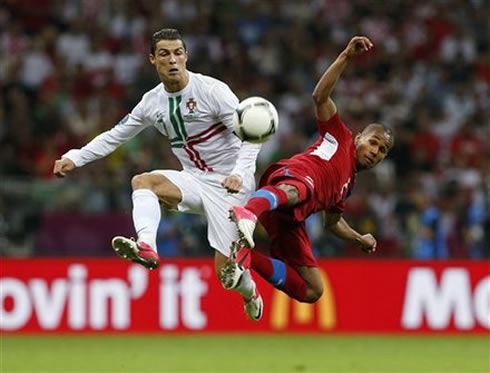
[{"xmin": 259, "ymin": 113, "xmax": 357, "ymax": 222}]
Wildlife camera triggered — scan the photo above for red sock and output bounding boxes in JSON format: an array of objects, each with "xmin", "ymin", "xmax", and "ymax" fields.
[
  {"xmin": 250, "ymin": 250, "xmax": 307, "ymax": 302},
  {"xmin": 245, "ymin": 186, "xmax": 289, "ymax": 217}
]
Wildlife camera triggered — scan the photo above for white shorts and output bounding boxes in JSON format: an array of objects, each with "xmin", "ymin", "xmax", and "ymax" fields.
[{"xmin": 151, "ymin": 169, "xmax": 255, "ymax": 257}]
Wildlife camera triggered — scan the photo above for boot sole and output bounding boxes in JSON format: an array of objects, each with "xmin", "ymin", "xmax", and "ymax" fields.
[{"xmin": 112, "ymin": 236, "xmax": 159, "ymax": 270}]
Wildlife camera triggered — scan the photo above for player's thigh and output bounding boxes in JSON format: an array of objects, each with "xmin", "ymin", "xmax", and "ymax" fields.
[
  {"xmin": 263, "ymin": 215, "xmax": 318, "ymax": 268},
  {"xmin": 201, "ymin": 174, "xmax": 254, "ymax": 258},
  {"xmin": 202, "ymin": 190, "xmax": 242, "ymax": 258},
  {"xmin": 265, "ymin": 218, "xmax": 323, "ymax": 301},
  {"xmin": 150, "ymin": 170, "xmax": 204, "ymax": 213}
]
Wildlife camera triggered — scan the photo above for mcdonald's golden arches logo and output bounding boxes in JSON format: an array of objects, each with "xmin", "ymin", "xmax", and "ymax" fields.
[{"xmin": 270, "ymin": 269, "xmax": 336, "ymax": 330}]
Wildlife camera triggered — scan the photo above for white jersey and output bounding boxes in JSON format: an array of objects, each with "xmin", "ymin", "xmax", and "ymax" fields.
[{"xmin": 63, "ymin": 71, "xmax": 261, "ymax": 179}]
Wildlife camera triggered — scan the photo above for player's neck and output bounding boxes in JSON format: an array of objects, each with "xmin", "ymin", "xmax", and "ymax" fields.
[{"xmin": 162, "ymin": 70, "xmax": 189, "ymax": 93}]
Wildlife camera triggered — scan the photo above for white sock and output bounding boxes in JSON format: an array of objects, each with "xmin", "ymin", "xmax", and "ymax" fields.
[
  {"xmin": 235, "ymin": 269, "xmax": 255, "ymax": 300},
  {"xmin": 132, "ymin": 189, "xmax": 160, "ymax": 252}
]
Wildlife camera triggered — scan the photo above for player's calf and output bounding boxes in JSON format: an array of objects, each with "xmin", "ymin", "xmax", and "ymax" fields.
[{"xmin": 218, "ymin": 241, "xmax": 263, "ymax": 321}]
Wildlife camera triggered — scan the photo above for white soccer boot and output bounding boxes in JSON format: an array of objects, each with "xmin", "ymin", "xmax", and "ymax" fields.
[{"xmin": 244, "ymin": 278, "xmax": 264, "ymax": 321}]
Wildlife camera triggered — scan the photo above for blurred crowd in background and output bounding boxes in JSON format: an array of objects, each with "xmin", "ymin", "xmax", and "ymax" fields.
[{"xmin": 1, "ymin": 0, "xmax": 489, "ymax": 259}]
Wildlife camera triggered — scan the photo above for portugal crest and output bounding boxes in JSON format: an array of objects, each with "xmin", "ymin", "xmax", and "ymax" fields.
[{"xmin": 186, "ymin": 98, "xmax": 197, "ymax": 113}]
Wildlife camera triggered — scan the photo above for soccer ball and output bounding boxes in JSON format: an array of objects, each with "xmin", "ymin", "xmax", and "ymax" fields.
[{"xmin": 232, "ymin": 96, "xmax": 279, "ymax": 144}]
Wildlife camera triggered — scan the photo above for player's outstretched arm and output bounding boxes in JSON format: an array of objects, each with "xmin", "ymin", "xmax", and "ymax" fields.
[
  {"xmin": 52, "ymin": 111, "xmax": 149, "ymax": 178},
  {"xmin": 324, "ymin": 213, "xmax": 377, "ymax": 254},
  {"xmin": 312, "ymin": 36, "xmax": 373, "ymax": 122}
]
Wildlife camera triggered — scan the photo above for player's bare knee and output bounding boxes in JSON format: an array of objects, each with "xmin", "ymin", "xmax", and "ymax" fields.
[
  {"xmin": 295, "ymin": 266, "xmax": 324, "ymax": 303},
  {"xmin": 304, "ymin": 285, "xmax": 324, "ymax": 303},
  {"xmin": 131, "ymin": 173, "xmax": 153, "ymax": 190}
]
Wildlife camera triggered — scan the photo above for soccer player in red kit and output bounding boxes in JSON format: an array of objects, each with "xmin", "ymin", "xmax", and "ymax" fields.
[{"xmin": 222, "ymin": 36, "xmax": 395, "ymax": 311}]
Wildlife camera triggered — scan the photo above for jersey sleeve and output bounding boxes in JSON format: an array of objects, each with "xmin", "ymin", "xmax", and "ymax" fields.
[
  {"xmin": 62, "ymin": 96, "xmax": 151, "ymax": 167},
  {"xmin": 325, "ymin": 200, "xmax": 346, "ymax": 215},
  {"xmin": 208, "ymin": 81, "xmax": 260, "ymax": 179},
  {"xmin": 231, "ymin": 141, "xmax": 261, "ymax": 180},
  {"xmin": 209, "ymin": 81, "xmax": 239, "ymax": 130}
]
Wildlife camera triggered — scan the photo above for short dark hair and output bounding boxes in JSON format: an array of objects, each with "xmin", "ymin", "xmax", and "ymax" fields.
[{"xmin": 150, "ymin": 28, "xmax": 186, "ymax": 54}]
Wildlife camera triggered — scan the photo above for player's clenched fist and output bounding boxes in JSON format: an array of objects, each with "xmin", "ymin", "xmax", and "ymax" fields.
[
  {"xmin": 358, "ymin": 233, "xmax": 377, "ymax": 254},
  {"xmin": 53, "ymin": 158, "xmax": 76, "ymax": 178},
  {"xmin": 343, "ymin": 36, "xmax": 374, "ymax": 57},
  {"xmin": 221, "ymin": 174, "xmax": 242, "ymax": 194}
]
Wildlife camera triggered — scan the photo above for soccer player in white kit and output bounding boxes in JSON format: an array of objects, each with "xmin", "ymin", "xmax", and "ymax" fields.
[{"xmin": 53, "ymin": 29, "xmax": 263, "ymax": 321}]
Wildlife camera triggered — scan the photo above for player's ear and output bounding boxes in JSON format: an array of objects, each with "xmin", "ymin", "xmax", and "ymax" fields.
[
  {"xmin": 354, "ymin": 132, "xmax": 361, "ymax": 145},
  {"xmin": 149, "ymin": 53, "xmax": 156, "ymax": 65}
]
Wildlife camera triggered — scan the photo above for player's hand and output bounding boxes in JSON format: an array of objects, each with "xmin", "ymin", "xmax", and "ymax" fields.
[
  {"xmin": 53, "ymin": 158, "xmax": 76, "ymax": 178},
  {"xmin": 221, "ymin": 174, "xmax": 242, "ymax": 194},
  {"xmin": 344, "ymin": 36, "xmax": 374, "ymax": 57},
  {"xmin": 358, "ymin": 233, "xmax": 377, "ymax": 254}
]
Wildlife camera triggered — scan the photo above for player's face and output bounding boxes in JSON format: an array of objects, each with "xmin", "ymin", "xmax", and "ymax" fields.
[
  {"xmin": 355, "ymin": 130, "xmax": 391, "ymax": 170},
  {"xmin": 149, "ymin": 39, "xmax": 188, "ymax": 84}
]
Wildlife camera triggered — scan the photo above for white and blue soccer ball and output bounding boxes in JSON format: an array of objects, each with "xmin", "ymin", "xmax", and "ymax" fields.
[{"xmin": 232, "ymin": 96, "xmax": 279, "ymax": 144}]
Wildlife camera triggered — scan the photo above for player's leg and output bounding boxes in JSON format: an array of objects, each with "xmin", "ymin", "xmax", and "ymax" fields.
[
  {"xmin": 214, "ymin": 250, "xmax": 263, "ymax": 320},
  {"xmin": 245, "ymin": 214, "xmax": 323, "ymax": 303},
  {"xmin": 132, "ymin": 172, "xmax": 182, "ymax": 245},
  {"xmin": 249, "ymin": 249, "xmax": 323, "ymax": 303},
  {"xmin": 201, "ymin": 173, "xmax": 263, "ymax": 320},
  {"xmin": 295, "ymin": 266, "xmax": 324, "ymax": 302},
  {"xmin": 113, "ymin": 170, "xmax": 202, "ymax": 270},
  {"xmin": 230, "ymin": 177, "xmax": 309, "ymax": 248}
]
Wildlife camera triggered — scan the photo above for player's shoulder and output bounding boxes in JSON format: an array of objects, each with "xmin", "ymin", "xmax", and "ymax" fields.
[
  {"xmin": 139, "ymin": 82, "xmax": 165, "ymax": 104},
  {"xmin": 190, "ymin": 71, "xmax": 232, "ymax": 95},
  {"xmin": 190, "ymin": 71, "xmax": 226, "ymax": 87},
  {"xmin": 316, "ymin": 112, "xmax": 352, "ymax": 137}
]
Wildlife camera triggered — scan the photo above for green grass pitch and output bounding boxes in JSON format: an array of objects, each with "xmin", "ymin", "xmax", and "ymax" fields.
[{"xmin": 1, "ymin": 334, "xmax": 488, "ymax": 372}]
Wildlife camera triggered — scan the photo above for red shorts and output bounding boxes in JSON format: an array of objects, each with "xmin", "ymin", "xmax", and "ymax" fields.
[
  {"xmin": 257, "ymin": 163, "xmax": 318, "ymax": 268},
  {"xmin": 259, "ymin": 210, "xmax": 318, "ymax": 268}
]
